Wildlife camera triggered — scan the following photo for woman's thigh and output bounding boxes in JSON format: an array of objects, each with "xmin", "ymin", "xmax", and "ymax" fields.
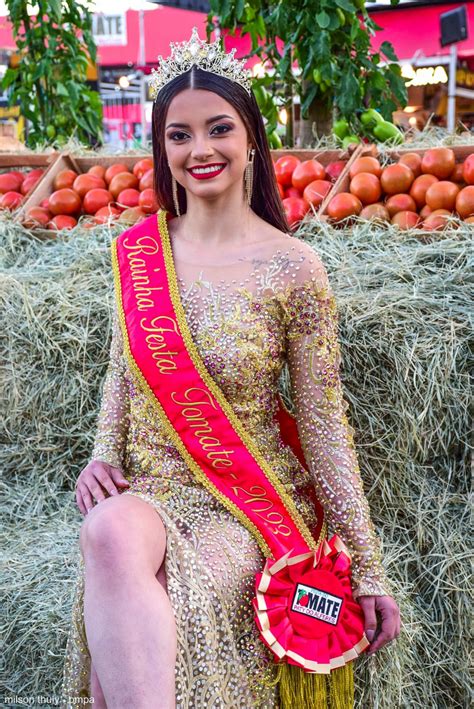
[{"xmin": 79, "ymin": 493, "xmax": 167, "ymax": 577}]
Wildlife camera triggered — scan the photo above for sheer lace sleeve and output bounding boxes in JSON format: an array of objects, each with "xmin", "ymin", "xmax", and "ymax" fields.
[
  {"xmin": 282, "ymin": 243, "xmax": 392, "ymax": 599},
  {"xmin": 90, "ymin": 299, "xmax": 130, "ymax": 469}
]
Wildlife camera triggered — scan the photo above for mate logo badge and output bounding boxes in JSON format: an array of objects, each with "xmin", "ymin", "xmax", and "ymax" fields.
[{"xmin": 291, "ymin": 583, "xmax": 343, "ymax": 626}]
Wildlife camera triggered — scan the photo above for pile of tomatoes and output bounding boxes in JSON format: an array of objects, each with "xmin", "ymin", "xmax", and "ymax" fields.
[
  {"xmin": 326, "ymin": 148, "xmax": 474, "ymax": 229},
  {"xmin": 23, "ymin": 158, "xmax": 158, "ymax": 230},
  {"xmin": 0, "ymin": 168, "xmax": 46, "ymax": 211},
  {"xmin": 273, "ymin": 154, "xmax": 346, "ymax": 228}
]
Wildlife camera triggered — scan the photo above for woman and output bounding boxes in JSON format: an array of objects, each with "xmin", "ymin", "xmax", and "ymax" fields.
[{"xmin": 61, "ymin": 28, "xmax": 399, "ymax": 709}]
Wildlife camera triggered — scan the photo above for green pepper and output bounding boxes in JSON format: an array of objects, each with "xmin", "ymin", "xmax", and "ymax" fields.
[
  {"xmin": 360, "ymin": 109, "xmax": 384, "ymax": 126},
  {"xmin": 336, "ymin": 8, "xmax": 346, "ymax": 25},
  {"xmin": 342, "ymin": 134, "xmax": 361, "ymax": 149},
  {"xmin": 268, "ymin": 130, "xmax": 282, "ymax": 149},
  {"xmin": 333, "ymin": 118, "xmax": 349, "ymax": 140},
  {"xmin": 373, "ymin": 120, "xmax": 404, "ymax": 144}
]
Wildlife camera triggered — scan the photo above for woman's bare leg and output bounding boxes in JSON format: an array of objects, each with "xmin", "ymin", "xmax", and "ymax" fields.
[
  {"xmin": 80, "ymin": 495, "xmax": 177, "ymax": 709},
  {"xmin": 89, "ymin": 558, "xmax": 170, "ymax": 709}
]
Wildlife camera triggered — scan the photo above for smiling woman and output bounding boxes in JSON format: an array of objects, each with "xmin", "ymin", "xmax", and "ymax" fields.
[{"xmin": 61, "ymin": 26, "xmax": 399, "ymax": 709}]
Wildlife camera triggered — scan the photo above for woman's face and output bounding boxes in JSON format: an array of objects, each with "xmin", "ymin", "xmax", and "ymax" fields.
[{"xmin": 164, "ymin": 88, "xmax": 251, "ymax": 203}]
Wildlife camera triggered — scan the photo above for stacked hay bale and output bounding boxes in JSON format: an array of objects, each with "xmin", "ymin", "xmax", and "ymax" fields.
[{"xmin": 1, "ymin": 212, "xmax": 471, "ymax": 707}]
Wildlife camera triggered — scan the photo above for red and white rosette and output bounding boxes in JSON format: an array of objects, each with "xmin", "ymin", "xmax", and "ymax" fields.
[{"xmin": 252, "ymin": 535, "xmax": 369, "ymax": 674}]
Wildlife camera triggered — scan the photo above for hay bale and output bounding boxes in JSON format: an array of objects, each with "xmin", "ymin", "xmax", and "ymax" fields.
[{"xmin": 1, "ymin": 214, "xmax": 471, "ymax": 707}]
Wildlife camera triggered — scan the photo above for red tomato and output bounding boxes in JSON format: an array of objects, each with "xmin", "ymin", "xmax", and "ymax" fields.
[
  {"xmin": 349, "ymin": 157, "xmax": 382, "ymax": 180},
  {"xmin": 139, "ymin": 188, "xmax": 159, "ymax": 214},
  {"xmin": 410, "ymin": 174, "xmax": 439, "ymax": 208},
  {"xmin": 455, "ymin": 186, "xmax": 474, "ymax": 219},
  {"xmin": 291, "ymin": 159, "xmax": 325, "ymax": 192},
  {"xmin": 462, "ymin": 154, "xmax": 474, "ymax": 185},
  {"xmin": 109, "ymin": 173, "xmax": 139, "ymax": 199},
  {"xmin": 48, "ymin": 215, "xmax": 78, "ymax": 230},
  {"xmin": 449, "ymin": 163, "xmax": 465, "ymax": 184},
  {"xmin": 284, "ymin": 187, "xmax": 301, "ymax": 199},
  {"xmin": 385, "ymin": 193, "xmax": 417, "ymax": 217},
  {"xmin": 49, "ymin": 188, "xmax": 81, "ymax": 215},
  {"xmin": 10, "ymin": 170, "xmax": 25, "ymax": 185},
  {"xmin": 73, "ymin": 174, "xmax": 106, "ymax": 198},
  {"xmin": 277, "ymin": 183, "xmax": 284, "ymax": 199},
  {"xmin": 391, "ymin": 211, "xmax": 421, "ymax": 229},
  {"xmin": 350, "ymin": 172, "xmax": 381, "ymax": 205},
  {"xmin": 53, "ymin": 169, "xmax": 78, "ymax": 191},
  {"xmin": 425, "ymin": 181, "xmax": 460, "ymax": 212},
  {"xmin": 327, "ymin": 193, "xmax": 362, "ymax": 221},
  {"xmin": 325, "ymin": 161, "xmax": 346, "ymax": 182},
  {"xmin": 421, "ymin": 213, "xmax": 451, "ymax": 231},
  {"xmin": 40, "ymin": 198, "xmax": 50, "ymax": 209},
  {"xmin": 0, "ymin": 172, "xmax": 23, "ymax": 193},
  {"xmin": 359, "ymin": 203, "xmax": 390, "ymax": 222},
  {"xmin": 27, "ymin": 168, "xmax": 44, "ymax": 180},
  {"xmin": 94, "ymin": 205, "xmax": 122, "ymax": 223},
  {"xmin": 23, "ymin": 207, "xmax": 51, "ymax": 228},
  {"xmin": 303, "ymin": 179, "xmax": 332, "ymax": 208},
  {"xmin": 282, "ymin": 196, "xmax": 309, "ymax": 227},
  {"xmin": 133, "ymin": 158, "xmax": 154, "ymax": 179},
  {"xmin": 21, "ymin": 174, "xmax": 42, "ymax": 195},
  {"xmin": 88, "ymin": 165, "xmax": 107, "ymax": 180},
  {"xmin": 274, "ymin": 155, "xmax": 301, "ymax": 187},
  {"xmin": 117, "ymin": 188, "xmax": 141, "ymax": 208},
  {"xmin": 380, "ymin": 164, "xmax": 414, "ymax": 195},
  {"xmin": 1, "ymin": 191, "xmax": 23, "ymax": 210},
  {"xmin": 139, "ymin": 168, "xmax": 154, "ymax": 191},
  {"xmin": 83, "ymin": 188, "xmax": 113, "ymax": 215},
  {"xmin": 398, "ymin": 153, "xmax": 422, "ymax": 178},
  {"xmin": 421, "ymin": 148, "xmax": 455, "ymax": 179},
  {"xmin": 118, "ymin": 207, "xmax": 147, "ymax": 224},
  {"xmin": 105, "ymin": 163, "xmax": 130, "ymax": 184}
]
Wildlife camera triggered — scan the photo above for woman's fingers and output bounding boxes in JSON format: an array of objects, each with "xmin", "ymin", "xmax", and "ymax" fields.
[
  {"xmin": 109, "ymin": 466, "xmax": 130, "ymax": 490},
  {"xmin": 79, "ymin": 485, "xmax": 95, "ymax": 514},
  {"xmin": 75, "ymin": 461, "xmax": 130, "ymax": 515},
  {"xmin": 364, "ymin": 595, "xmax": 400, "ymax": 655},
  {"xmin": 357, "ymin": 596, "xmax": 377, "ymax": 642},
  {"xmin": 75, "ymin": 485, "xmax": 87, "ymax": 516}
]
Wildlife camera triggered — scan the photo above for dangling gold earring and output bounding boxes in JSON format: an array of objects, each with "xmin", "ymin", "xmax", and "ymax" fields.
[
  {"xmin": 168, "ymin": 162, "xmax": 181, "ymax": 217},
  {"xmin": 171, "ymin": 174, "xmax": 181, "ymax": 216},
  {"xmin": 244, "ymin": 147, "xmax": 255, "ymax": 205}
]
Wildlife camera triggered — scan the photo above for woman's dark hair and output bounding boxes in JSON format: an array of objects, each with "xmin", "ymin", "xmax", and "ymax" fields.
[{"xmin": 152, "ymin": 66, "xmax": 289, "ymax": 233}]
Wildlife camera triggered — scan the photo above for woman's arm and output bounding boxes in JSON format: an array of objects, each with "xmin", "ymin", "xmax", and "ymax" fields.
[
  {"xmin": 283, "ymin": 246, "xmax": 391, "ymax": 600},
  {"xmin": 90, "ymin": 299, "xmax": 130, "ymax": 470}
]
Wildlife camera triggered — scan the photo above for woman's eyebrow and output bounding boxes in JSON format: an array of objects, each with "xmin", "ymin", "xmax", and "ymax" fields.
[{"xmin": 166, "ymin": 114, "xmax": 235, "ymax": 129}]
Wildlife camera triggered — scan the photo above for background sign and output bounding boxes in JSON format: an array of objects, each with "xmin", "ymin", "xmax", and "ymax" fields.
[{"xmin": 92, "ymin": 13, "xmax": 127, "ymax": 47}]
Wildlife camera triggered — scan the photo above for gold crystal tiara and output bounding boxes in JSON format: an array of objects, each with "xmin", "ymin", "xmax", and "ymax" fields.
[{"xmin": 149, "ymin": 26, "xmax": 253, "ymax": 100}]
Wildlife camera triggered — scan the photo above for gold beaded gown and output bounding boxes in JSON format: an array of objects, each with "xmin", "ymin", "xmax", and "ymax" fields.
[{"xmin": 61, "ymin": 219, "xmax": 391, "ymax": 708}]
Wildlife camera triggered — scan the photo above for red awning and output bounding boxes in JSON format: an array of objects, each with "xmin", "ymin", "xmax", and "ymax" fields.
[{"xmin": 368, "ymin": 3, "xmax": 474, "ymax": 64}]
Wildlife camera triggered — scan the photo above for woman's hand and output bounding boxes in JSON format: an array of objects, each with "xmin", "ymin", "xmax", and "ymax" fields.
[
  {"xmin": 357, "ymin": 595, "xmax": 400, "ymax": 655},
  {"xmin": 75, "ymin": 459, "xmax": 130, "ymax": 516}
]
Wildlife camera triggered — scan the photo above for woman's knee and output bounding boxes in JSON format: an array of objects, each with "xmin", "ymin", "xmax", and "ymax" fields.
[{"xmin": 80, "ymin": 494, "xmax": 167, "ymax": 574}]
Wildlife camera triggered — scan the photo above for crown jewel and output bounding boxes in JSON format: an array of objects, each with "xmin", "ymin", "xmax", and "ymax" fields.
[{"xmin": 149, "ymin": 26, "xmax": 253, "ymax": 100}]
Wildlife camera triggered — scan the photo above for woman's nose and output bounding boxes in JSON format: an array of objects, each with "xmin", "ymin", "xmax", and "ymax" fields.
[{"xmin": 190, "ymin": 136, "xmax": 213, "ymax": 160}]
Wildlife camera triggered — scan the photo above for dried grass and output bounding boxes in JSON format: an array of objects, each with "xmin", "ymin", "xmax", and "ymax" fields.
[{"xmin": 1, "ymin": 189, "xmax": 472, "ymax": 706}]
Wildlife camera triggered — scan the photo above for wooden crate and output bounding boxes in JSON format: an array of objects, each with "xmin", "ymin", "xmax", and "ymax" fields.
[
  {"xmin": 318, "ymin": 143, "xmax": 474, "ymax": 226},
  {"xmin": 15, "ymin": 152, "xmax": 152, "ymax": 238},
  {"xmin": 0, "ymin": 151, "xmax": 59, "ymax": 223}
]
